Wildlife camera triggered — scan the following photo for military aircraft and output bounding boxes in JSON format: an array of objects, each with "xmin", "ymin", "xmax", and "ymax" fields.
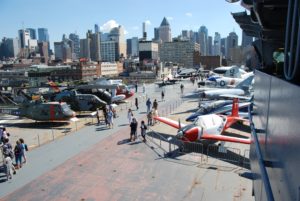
[
  {"xmin": 51, "ymin": 90, "xmax": 107, "ymax": 112},
  {"xmin": 76, "ymin": 78, "xmax": 126, "ymax": 103},
  {"xmin": 186, "ymin": 99, "xmax": 251, "ymax": 122},
  {"xmin": 155, "ymin": 74, "xmax": 179, "ymax": 87},
  {"xmin": 154, "ymin": 98, "xmax": 251, "ymax": 144},
  {"xmin": 47, "ymin": 81, "xmax": 107, "ymax": 111},
  {"xmin": 199, "ymin": 75, "xmax": 254, "ymax": 99},
  {"xmin": 0, "ymin": 97, "xmax": 75, "ymax": 121},
  {"xmin": 198, "ymin": 72, "xmax": 254, "ymax": 88},
  {"xmin": 174, "ymin": 68, "xmax": 199, "ymax": 78}
]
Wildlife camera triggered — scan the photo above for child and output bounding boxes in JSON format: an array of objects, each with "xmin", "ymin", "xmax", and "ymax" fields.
[{"xmin": 140, "ymin": 120, "xmax": 147, "ymax": 142}]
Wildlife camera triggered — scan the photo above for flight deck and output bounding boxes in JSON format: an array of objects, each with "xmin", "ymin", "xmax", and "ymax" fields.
[{"xmin": 0, "ymin": 81, "xmax": 254, "ymax": 201}]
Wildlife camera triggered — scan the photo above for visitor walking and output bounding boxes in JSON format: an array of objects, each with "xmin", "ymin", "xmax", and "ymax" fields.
[
  {"xmin": 153, "ymin": 99, "xmax": 158, "ymax": 110},
  {"xmin": 130, "ymin": 117, "xmax": 138, "ymax": 141},
  {"xmin": 140, "ymin": 120, "xmax": 147, "ymax": 142},
  {"xmin": 135, "ymin": 97, "xmax": 139, "ymax": 110},
  {"xmin": 146, "ymin": 98, "xmax": 152, "ymax": 114},
  {"xmin": 127, "ymin": 109, "xmax": 133, "ymax": 124},
  {"xmin": 161, "ymin": 90, "xmax": 165, "ymax": 102}
]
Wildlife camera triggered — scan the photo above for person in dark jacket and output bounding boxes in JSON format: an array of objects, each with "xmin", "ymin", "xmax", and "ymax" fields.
[
  {"xmin": 153, "ymin": 99, "xmax": 158, "ymax": 110},
  {"xmin": 135, "ymin": 97, "xmax": 139, "ymax": 110},
  {"xmin": 130, "ymin": 117, "xmax": 138, "ymax": 141}
]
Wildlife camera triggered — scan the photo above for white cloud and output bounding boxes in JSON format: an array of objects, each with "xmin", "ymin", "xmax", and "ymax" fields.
[
  {"xmin": 145, "ymin": 20, "xmax": 151, "ymax": 25},
  {"xmin": 124, "ymin": 30, "xmax": 129, "ymax": 35},
  {"xmin": 185, "ymin": 12, "xmax": 192, "ymax": 17},
  {"xmin": 100, "ymin": 20, "xmax": 119, "ymax": 33},
  {"xmin": 167, "ymin": 16, "xmax": 174, "ymax": 21}
]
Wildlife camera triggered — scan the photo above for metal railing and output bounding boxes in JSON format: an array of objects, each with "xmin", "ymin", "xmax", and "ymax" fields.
[
  {"xmin": 248, "ymin": 104, "xmax": 275, "ymax": 201},
  {"xmin": 206, "ymin": 144, "xmax": 241, "ymax": 165},
  {"xmin": 284, "ymin": 0, "xmax": 300, "ymax": 81}
]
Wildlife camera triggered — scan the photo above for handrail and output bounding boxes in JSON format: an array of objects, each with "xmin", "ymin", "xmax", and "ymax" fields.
[
  {"xmin": 284, "ymin": 0, "xmax": 300, "ymax": 81},
  {"xmin": 248, "ymin": 104, "xmax": 274, "ymax": 201}
]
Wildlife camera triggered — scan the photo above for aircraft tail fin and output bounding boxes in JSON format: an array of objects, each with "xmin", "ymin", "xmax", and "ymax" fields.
[
  {"xmin": 48, "ymin": 80, "xmax": 61, "ymax": 93},
  {"xmin": 235, "ymin": 75, "xmax": 254, "ymax": 89},
  {"xmin": 230, "ymin": 98, "xmax": 239, "ymax": 117}
]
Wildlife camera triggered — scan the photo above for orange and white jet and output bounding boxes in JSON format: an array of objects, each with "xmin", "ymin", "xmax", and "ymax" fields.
[{"xmin": 153, "ymin": 98, "xmax": 251, "ymax": 144}]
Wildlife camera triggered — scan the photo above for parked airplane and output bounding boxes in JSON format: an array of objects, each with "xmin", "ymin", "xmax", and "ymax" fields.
[
  {"xmin": 174, "ymin": 68, "xmax": 199, "ymax": 78},
  {"xmin": 186, "ymin": 99, "xmax": 251, "ymax": 122},
  {"xmin": 199, "ymin": 72, "xmax": 254, "ymax": 88},
  {"xmin": 154, "ymin": 98, "xmax": 251, "ymax": 144},
  {"xmin": 0, "ymin": 100, "xmax": 75, "ymax": 121},
  {"xmin": 200, "ymin": 75, "xmax": 254, "ymax": 99},
  {"xmin": 211, "ymin": 66, "xmax": 247, "ymax": 78},
  {"xmin": 155, "ymin": 75, "xmax": 179, "ymax": 87}
]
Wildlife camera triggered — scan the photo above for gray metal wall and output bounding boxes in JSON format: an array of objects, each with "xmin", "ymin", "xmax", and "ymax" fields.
[{"xmin": 252, "ymin": 71, "xmax": 300, "ymax": 201}]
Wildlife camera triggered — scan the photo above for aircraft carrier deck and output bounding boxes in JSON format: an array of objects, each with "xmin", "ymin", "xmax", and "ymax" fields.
[{"xmin": 0, "ymin": 81, "xmax": 254, "ymax": 201}]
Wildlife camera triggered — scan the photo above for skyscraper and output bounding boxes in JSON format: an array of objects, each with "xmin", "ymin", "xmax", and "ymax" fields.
[
  {"xmin": 108, "ymin": 26, "xmax": 126, "ymax": 58},
  {"xmin": 27, "ymin": 28, "xmax": 37, "ymax": 39},
  {"xmin": 89, "ymin": 31, "xmax": 101, "ymax": 61},
  {"xmin": 38, "ymin": 28, "xmax": 49, "ymax": 42},
  {"xmin": 158, "ymin": 17, "xmax": 172, "ymax": 43},
  {"xmin": 95, "ymin": 24, "xmax": 99, "ymax": 33},
  {"xmin": 18, "ymin": 29, "xmax": 30, "ymax": 48},
  {"xmin": 213, "ymin": 32, "xmax": 221, "ymax": 56},
  {"xmin": 142, "ymin": 22, "xmax": 147, "ymax": 40},
  {"xmin": 0, "ymin": 37, "xmax": 19, "ymax": 58},
  {"xmin": 127, "ymin": 37, "xmax": 139, "ymax": 58},
  {"xmin": 226, "ymin": 32, "xmax": 238, "ymax": 58},
  {"xmin": 69, "ymin": 33, "xmax": 80, "ymax": 59},
  {"xmin": 199, "ymin": 26, "xmax": 208, "ymax": 56},
  {"xmin": 208, "ymin": 36, "xmax": 213, "ymax": 55},
  {"xmin": 38, "ymin": 28, "xmax": 50, "ymax": 53},
  {"xmin": 241, "ymin": 31, "xmax": 253, "ymax": 48},
  {"xmin": 153, "ymin": 28, "xmax": 159, "ymax": 41},
  {"xmin": 221, "ymin": 38, "xmax": 227, "ymax": 57}
]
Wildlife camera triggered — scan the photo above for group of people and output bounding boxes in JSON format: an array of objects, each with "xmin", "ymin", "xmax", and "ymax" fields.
[
  {"xmin": 1, "ymin": 126, "xmax": 28, "ymax": 179},
  {"xmin": 127, "ymin": 109, "xmax": 147, "ymax": 142},
  {"xmin": 146, "ymin": 98, "xmax": 159, "ymax": 126},
  {"xmin": 96, "ymin": 105, "xmax": 116, "ymax": 129}
]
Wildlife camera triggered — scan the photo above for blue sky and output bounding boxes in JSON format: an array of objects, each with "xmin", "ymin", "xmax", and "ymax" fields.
[{"xmin": 0, "ymin": 0, "xmax": 244, "ymax": 46}]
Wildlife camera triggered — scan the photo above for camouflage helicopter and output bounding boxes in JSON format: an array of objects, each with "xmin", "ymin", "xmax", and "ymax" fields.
[
  {"xmin": 0, "ymin": 91, "xmax": 76, "ymax": 121},
  {"xmin": 46, "ymin": 81, "xmax": 108, "ymax": 111}
]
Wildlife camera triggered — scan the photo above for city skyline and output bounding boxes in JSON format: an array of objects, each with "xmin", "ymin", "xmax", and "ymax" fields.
[{"xmin": 0, "ymin": 0, "xmax": 244, "ymax": 44}]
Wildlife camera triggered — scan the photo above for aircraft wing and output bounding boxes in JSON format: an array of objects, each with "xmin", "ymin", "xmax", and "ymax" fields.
[
  {"xmin": 201, "ymin": 133, "xmax": 251, "ymax": 144},
  {"xmin": 219, "ymin": 94, "xmax": 253, "ymax": 100},
  {"xmin": 154, "ymin": 116, "xmax": 186, "ymax": 129},
  {"xmin": 212, "ymin": 102, "xmax": 251, "ymax": 114}
]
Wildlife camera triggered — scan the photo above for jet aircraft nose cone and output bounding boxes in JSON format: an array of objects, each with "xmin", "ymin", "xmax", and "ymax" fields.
[{"xmin": 177, "ymin": 130, "xmax": 184, "ymax": 138}]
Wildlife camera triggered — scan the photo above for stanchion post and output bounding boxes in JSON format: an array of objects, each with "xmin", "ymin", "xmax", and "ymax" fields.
[
  {"xmin": 37, "ymin": 134, "xmax": 40, "ymax": 147},
  {"xmin": 52, "ymin": 128, "xmax": 54, "ymax": 141}
]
